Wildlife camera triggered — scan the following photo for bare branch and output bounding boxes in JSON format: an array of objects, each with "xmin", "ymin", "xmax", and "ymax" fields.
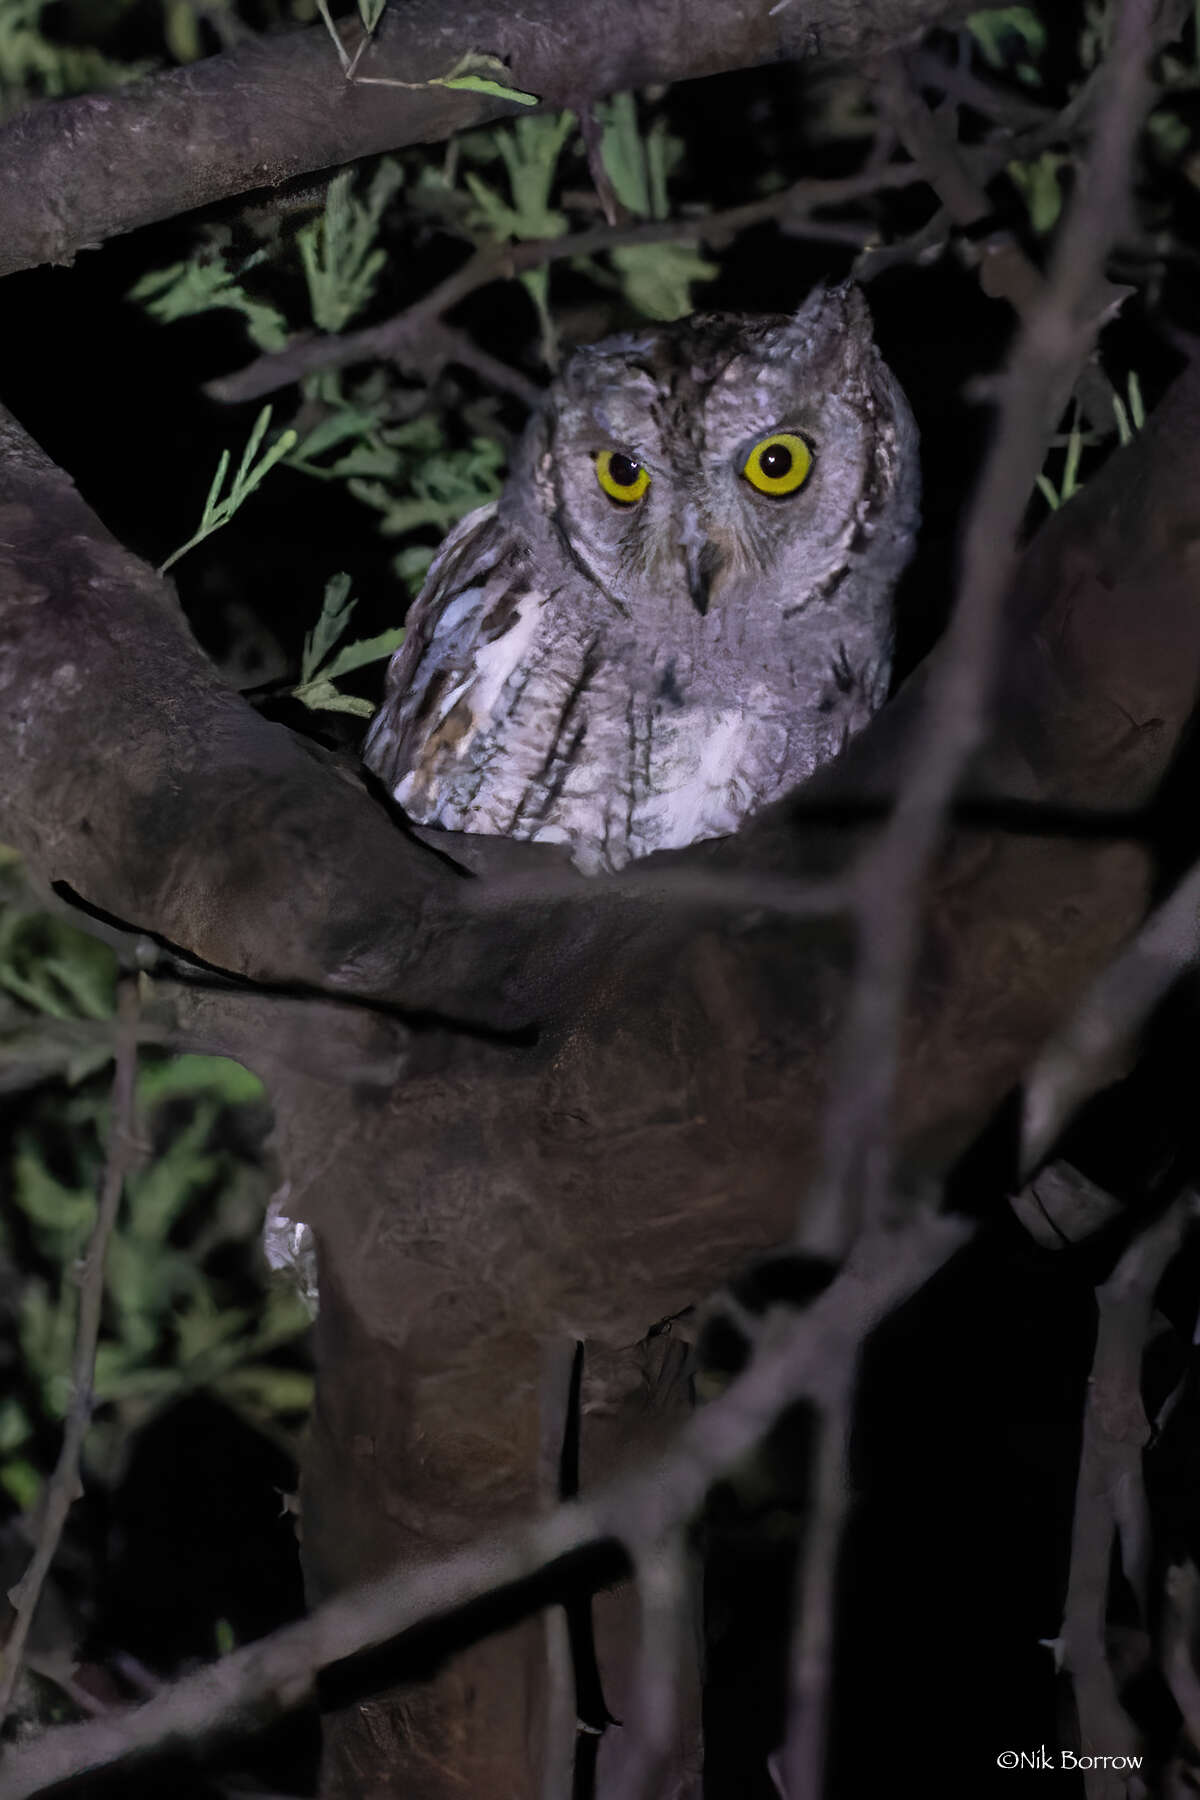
[
  {"xmin": 0, "ymin": 1214, "xmax": 968, "ymax": 1800},
  {"xmin": 1053, "ymin": 1196, "xmax": 1192, "ymax": 1790},
  {"xmin": 874, "ymin": 52, "xmax": 1047, "ymax": 316},
  {"xmin": 803, "ymin": 0, "xmax": 1164, "ymax": 1258},
  {"xmin": 777, "ymin": 1367, "xmax": 853, "ymax": 1800}
]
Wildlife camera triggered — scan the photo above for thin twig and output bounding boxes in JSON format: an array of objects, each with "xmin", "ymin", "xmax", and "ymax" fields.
[
  {"xmin": 802, "ymin": 0, "xmax": 1162, "ymax": 1260},
  {"xmin": 206, "ymin": 163, "xmax": 926, "ymax": 407},
  {"xmin": 875, "ymin": 52, "xmax": 1045, "ymax": 317},
  {"xmin": 622, "ymin": 1533, "xmax": 691, "ymax": 1800},
  {"xmin": 0, "ymin": 974, "xmax": 140, "ymax": 1721},
  {"xmin": 907, "ymin": 47, "xmax": 1059, "ymax": 130},
  {"xmin": 777, "ymin": 1367, "xmax": 853, "ymax": 1800},
  {"xmin": 0, "ymin": 1213, "xmax": 969, "ymax": 1800},
  {"xmin": 874, "ymin": 51, "xmax": 1122, "ymax": 435},
  {"xmin": 425, "ymin": 321, "xmax": 544, "ymax": 410},
  {"xmin": 1052, "ymin": 1195, "xmax": 1192, "ymax": 1794},
  {"xmin": 578, "ymin": 102, "xmax": 629, "ymax": 228}
]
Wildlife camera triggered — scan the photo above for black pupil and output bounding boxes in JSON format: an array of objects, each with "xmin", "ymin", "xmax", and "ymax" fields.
[
  {"xmin": 759, "ymin": 443, "xmax": 793, "ymax": 479},
  {"xmin": 610, "ymin": 454, "xmax": 640, "ymax": 487}
]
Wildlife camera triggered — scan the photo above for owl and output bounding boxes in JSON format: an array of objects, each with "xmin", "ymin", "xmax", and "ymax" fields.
[{"xmin": 363, "ymin": 284, "xmax": 920, "ymax": 874}]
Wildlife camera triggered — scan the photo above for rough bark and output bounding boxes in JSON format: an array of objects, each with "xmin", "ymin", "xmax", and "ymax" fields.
[
  {"xmin": 0, "ymin": 0, "xmax": 975, "ymax": 279},
  {"xmin": 3, "ymin": 342, "xmax": 1200, "ymax": 1792}
]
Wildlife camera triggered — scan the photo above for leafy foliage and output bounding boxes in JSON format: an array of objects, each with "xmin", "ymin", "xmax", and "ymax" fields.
[
  {"xmin": 966, "ymin": 6, "xmax": 1046, "ymax": 81},
  {"xmin": 0, "ymin": 868, "xmax": 311, "ymax": 1517},
  {"xmin": 347, "ymin": 419, "xmax": 505, "ymax": 539},
  {"xmin": 129, "ymin": 252, "xmax": 290, "ymax": 353},
  {"xmin": 159, "ymin": 404, "xmax": 298, "ymax": 573},
  {"xmin": 1006, "ymin": 151, "xmax": 1068, "ymax": 234},
  {"xmin": 299, "ymin": 158, "xmax": 404, "ymax": 333},
  {"xmin": 463, "ymin": 111, "xmax": 575, "ymax": 360},
  {"xmin": 293, "ymin": 572, "xmax": 405, "ymax": 718},
  {"xmin": 594, "ymin": 94, "xmax": 718, "ymax": 321},
  {"xmin": 1035, "ymin": 372, "xmax": 1146, "ymax": 511},
  {"xmin": 0, "ymin": 0, "xmax": 151, "ymax": 118}
]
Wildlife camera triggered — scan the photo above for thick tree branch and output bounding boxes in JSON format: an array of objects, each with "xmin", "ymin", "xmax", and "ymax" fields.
[
  {"xmin": 1054, "ymin": 1197, "xmax": 1192, "ymax": 1788},
  {"xmin": 0, "ymin": 402, "xmax": 623, "ymax": 1031},
  {"xmin": 0, "ymin": 1214, "xmax": 968, "ymax": 1800},
  {"xmin": 0, "ymin": 0, "xmax": 976, "ymax": 280}
]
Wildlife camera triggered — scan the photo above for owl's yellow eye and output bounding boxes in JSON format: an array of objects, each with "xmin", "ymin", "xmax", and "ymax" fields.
[
  {"xmin": 741, "ymin": 432, "xmax": 812, "ymax": 497},
  {"xmin": 596, "ymin": 449, "xmax": 651, "ymax": 505}
]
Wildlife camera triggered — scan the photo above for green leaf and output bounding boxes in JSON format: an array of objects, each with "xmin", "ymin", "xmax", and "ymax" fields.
[
  {"xmin": 138, "ymin": 1054, "xmax": 264, "ymax": 1108},
  {"xmin": 394, "ymin": 544, "xmax": 435, "ymax": 593},
  {"xmin": 1147, "ymin": 109, "xmax": 1190, "ymax": 159},
  {"xmin": 0, "ymin": 909, "xmax": 116, "ymax": 1023},
  {"xmin": 292, "ymin": 679, "xmax": 376, "ymax": 718},
  {"xmin": 301, "ymin": 572, "xmax": 355, "ymax": 685},
  {"xmin": 610, "ymin": 242, "xmax": 718, "ymax": 322},
  {"xmin": 218, "ymin": 1364, "xmax": 315, "ymax": 1416},
  {"xmin": 437, "ymin": 72, "xmax": 538, "ymax": 104},
  {"xmin": 966, "ymin": 7, "xmax": 1046, "ymax": 69},
  {"xmin": 463, "ymin": 112, "xmax": 572, "ymax": 244},
  {"xmin": 14, "ymin": 1144, "xmax": 94, "ymax": 1253},
  {"xmin": 299, "ymin": 158, "xmax": 404, "ymax": 334},
  {"xmin": 320, "ymin": 627, "xmax": 406, "ymax": 682},
  {"xmin": 431, "ymin": 50, "xmax": 537, "ymax": 107},
  {"xmin": 294, "ymin": 574, "xmax": 401, "ymax": 716},
  {"xmin": 159, "ymin": 407, "xmax": 298, "ymax": 575},
  {"xmin": 0, "ymin": 1458, "xmax": 40, "ymax": 1511},
  {"xmin": 125, "ymin": 1105, "xmax": 220, "ymax": 1246},
  {"xmin": 598, "ymin": 92, "xmax": 651, "ymax": 216},
  {"xmin": 1007, "ymin": 153, "xmax": 1067, "ymax": 235},
  {"xmin": 129, "ymin": 255, "xmax": 289, "ymax": 353},
  {"xmin": 175, "ymin": 1289, "xmax": 254, "ymax": 1366},
  {"xmin": 0, "ymin": 1395, "xmax": 31, "ymax": 1455},
  {"xmin": 163, "ymin": 0, "xmax": 203, "ymax": 65}
]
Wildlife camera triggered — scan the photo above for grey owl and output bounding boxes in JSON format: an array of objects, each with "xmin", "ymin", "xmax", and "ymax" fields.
[{"xmin": 363, "ymin": 284, "xmax": 919, "ymax": 873}]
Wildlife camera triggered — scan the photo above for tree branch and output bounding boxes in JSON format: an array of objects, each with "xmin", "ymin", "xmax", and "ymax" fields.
[
  {"xmin": 0, "ymin": 974, "xmax": 140, "ymax": 1720},
  {"xmin": 0, "ymin": 0, "xmax": 978, "ymax": 280},
  {"xmin": 801, "ymin": 0, "xmax": 1163, "ymax": 1258},
  {"xmin": 0, "ymin": 1214, "xmax": 968, "ymax": 1800},
  {"xmin": 1054, "ymin": 1196, "xmax": 1192, "ymax": 1789},
  {"xmin": 206, "ymin": 163, "xmax": 925, "ymax": 407}
]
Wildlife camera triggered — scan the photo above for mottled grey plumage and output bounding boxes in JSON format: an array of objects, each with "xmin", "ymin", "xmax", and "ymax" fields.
[{"xmin": 364, "ymin": 285, "xmax": 919, "ymax": 873}]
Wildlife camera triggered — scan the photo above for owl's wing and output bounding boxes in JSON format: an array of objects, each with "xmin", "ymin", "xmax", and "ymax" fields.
[{"xmin": 362, "ymin": 501, "xmax": 534, "ymax": 808}]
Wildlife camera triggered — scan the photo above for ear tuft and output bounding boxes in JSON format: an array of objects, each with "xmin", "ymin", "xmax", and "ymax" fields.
[{"xmin": 789, "ymin": 280, "xmax": 871, "ymax": 339}]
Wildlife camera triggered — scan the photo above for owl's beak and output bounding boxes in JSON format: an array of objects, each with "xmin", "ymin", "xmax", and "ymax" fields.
[{"xmin": 684, "ymin": 539, "xmax": 725, "ymax": 616}]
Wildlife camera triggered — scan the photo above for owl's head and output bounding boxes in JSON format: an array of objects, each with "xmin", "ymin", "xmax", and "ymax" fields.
[{"xmin": 511, "ymin": 284, "xmax": 919, "ymax": 634}]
